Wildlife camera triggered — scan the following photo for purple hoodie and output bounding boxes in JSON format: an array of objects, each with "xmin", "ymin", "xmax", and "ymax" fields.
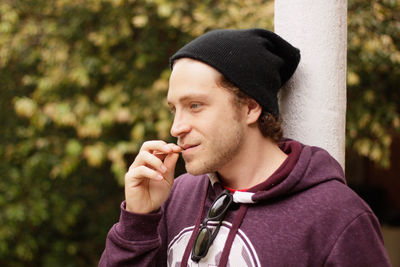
[{"xmin": 99, "ymin": 140, "xmax": 391, "ymax": 266}]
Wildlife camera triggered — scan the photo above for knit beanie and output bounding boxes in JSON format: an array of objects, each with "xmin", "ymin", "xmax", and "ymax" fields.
[{"xmin": 169, "ymin": 28, "xmax": 300, "ymax": 117}]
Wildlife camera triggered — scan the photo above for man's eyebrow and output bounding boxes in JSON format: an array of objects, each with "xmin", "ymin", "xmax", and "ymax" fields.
[{"xmin": 167, "ymin": 94, "xmax": 210, "ymax": 106}]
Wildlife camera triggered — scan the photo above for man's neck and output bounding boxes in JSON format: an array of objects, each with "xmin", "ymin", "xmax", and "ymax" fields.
[{"xmin": 217, "ymin": 134, "xmax": 288, "ymax": 190}]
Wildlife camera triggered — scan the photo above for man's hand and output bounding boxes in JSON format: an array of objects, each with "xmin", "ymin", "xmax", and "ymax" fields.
[{"xmin": 124, "ymin": 141, "xmax": 182, "ymax": 214}]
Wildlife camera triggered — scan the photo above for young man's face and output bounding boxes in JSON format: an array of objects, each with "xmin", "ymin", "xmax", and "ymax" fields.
[{"xmin": 167, "ymin": 58, "xmax": 248, "ymax": 175}]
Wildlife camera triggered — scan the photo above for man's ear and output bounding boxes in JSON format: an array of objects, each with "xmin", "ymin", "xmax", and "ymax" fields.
[{"xmin": 246, "ymin": 99, "xmax": 262, "ymax": 125}]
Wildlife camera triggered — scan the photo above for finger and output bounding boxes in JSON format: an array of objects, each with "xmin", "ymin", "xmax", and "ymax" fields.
[
  {"xmin": 160, "ymin": 152, "xmax": 179, "ymax": 188},
  {"xmin": 163, "ymin": 152, "xmax": 180, "ymax": 170},
  {"xmin": 140, "ymin": 140, "xmax": 172, "ymax": 154},
  {"xmin": 125, "ymin": 165, "xmax": 164, "ymax": 183},
  {"xmin": 131, "ymin": 151, "xmax": 167, "ymax": 174},
  {"xmin": 152, "ymin": 144, "xmax": 182, "ymax": 161},
  {"xmin": 167, "ymin": 143, "xmax": 183, "ymax": 153},
  {"xmin": 153, "ymin": 151, "xmax": 168, "ymax": 161},
  {"xmin": 163, "ymin": 152, "xmax": 180, "ymax": 180}
]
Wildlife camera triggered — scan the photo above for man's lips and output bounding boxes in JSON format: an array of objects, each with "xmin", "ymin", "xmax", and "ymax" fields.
[
  {"xmin": 180, "ymin": 145, "xmax": 197, "ymax": 150},
  {"xmin": 180, "ymin": 144, "xmax": 199, "ymax": 151}
]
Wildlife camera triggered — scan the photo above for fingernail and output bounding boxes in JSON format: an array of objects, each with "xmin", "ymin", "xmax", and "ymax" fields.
[
  {"xmin": 157, "ymin": 174, "xmax": 164, "ymax": 180},
  {"xmin": 173, "ymin": 144, "xmax": 182, "ymax": 151},
  {"xmin": 161, "ymin": 165, "xmax": 167, "ymax": 173}
]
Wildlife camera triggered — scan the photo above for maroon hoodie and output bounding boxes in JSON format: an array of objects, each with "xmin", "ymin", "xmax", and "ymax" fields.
[{"xmin": 99, "ymin": 140, "xmax": 391, "ymax": 266}]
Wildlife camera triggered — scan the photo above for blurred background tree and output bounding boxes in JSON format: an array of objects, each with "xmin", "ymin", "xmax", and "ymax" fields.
[
  {"xmin": 347, "ymin": 0, "xmax": 400, "ymax": 168},
  {"xmin": 0, "ymin": 0, "xmax": 399, "ymax": 265},
  {"xmin": 0, "ymin": 0, "xmax": 273, "ymax": 265}
]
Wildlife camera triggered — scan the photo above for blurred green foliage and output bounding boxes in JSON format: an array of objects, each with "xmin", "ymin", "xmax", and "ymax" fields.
[
  {"xmin": 0, "ymin": 0, "xmax": 273, "ymax": 265},
  {"xmin": 347, "ymin": 0, "xmax": 400, "ymax": 167},
  {"xmin": 1, "ymin": 0, "xmax": 399, "ymax": 265}
]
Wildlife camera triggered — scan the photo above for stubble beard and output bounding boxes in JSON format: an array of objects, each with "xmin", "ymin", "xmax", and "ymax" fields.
[{"xmin": 184, "ymin": 123, "xmax": 245, "ymax": 176}]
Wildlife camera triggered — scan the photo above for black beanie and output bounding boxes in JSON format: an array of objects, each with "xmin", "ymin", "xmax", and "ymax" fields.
[{"xmin": 169, "ymin": 28, "xmax": 301, "ymax": 117}]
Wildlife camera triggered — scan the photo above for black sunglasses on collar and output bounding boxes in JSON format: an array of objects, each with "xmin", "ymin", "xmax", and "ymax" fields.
[{"xmin": 191, "ymin": 189, "xmax": 234, "ymax": 262}]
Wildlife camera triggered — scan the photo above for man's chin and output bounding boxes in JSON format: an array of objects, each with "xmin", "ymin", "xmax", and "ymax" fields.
[
  {"xmin": 185, "ymin": 167, "xmax": 204, "ymax": 176},
  {"xmin": 184, "ymin": 162, "xmax": 210, "ymax": 176}
]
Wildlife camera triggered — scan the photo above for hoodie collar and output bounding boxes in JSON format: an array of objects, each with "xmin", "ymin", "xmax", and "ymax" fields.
[{"xmin": 206, "ymin": 140, "xmax": 302, "ymax": 204}]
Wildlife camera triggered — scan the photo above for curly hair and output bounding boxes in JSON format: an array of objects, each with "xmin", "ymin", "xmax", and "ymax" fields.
[{"xmin": 217, "ymin": 75, "xmax": 283, "ymax": 143}]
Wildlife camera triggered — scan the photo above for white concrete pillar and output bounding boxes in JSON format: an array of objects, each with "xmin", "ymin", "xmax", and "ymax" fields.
[{"xmin": 275, "ymin": 0, "xmax": 347, "ymax": 168}]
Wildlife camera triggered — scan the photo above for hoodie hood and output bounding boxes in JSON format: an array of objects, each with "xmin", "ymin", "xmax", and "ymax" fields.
[{"xmin": 208, "ymin": 140, "xmax": 345, "ymax": 204}]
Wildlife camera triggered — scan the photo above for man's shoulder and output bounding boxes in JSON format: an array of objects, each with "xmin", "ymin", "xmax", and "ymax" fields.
[{"xmin": 303, "ymin": 179, "xmax": 375, "ymax": 221}]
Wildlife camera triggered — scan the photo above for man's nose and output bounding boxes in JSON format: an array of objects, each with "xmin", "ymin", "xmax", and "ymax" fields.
[{"xmin": 170, "ymin": 113, "xmax": 191, "ymax": 137}]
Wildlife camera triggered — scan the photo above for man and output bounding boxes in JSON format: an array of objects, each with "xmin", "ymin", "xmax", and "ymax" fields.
[{"xmin": 99, "ymin": 29, "xmax": 391, "ymax": 266}]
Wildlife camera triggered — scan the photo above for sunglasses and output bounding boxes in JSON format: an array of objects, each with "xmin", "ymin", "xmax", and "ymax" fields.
[{"xmin": 191, "ymin": 190, "xmax": 234, "ymax": 262}]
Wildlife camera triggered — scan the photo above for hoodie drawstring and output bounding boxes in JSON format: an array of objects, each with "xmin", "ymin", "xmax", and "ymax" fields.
[
  {"xmin": 180, "ymin": 179, "xmax": 210, "ymax": 267},
  {"xmin": 218, "ymin": 204, "xmax": 248, "ymax": 267},
  {"xmin": 180, "ymin": 180, "xmax": 250, "ymax": 267}
]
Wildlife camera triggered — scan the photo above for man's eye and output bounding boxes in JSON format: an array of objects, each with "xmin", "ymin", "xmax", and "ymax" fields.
[{"xmin": 190, "ymin": 103, "xmax": 201, "ymax": 109}]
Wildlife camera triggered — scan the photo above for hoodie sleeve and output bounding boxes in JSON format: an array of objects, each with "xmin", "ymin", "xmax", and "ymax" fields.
[
  {"xmin": 324, "ymin": 211, "xmax": 391, "ymax": 267},
  {"xmin": 98, "ymin": 201, "xmax": 166, "ymax": 267}
]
